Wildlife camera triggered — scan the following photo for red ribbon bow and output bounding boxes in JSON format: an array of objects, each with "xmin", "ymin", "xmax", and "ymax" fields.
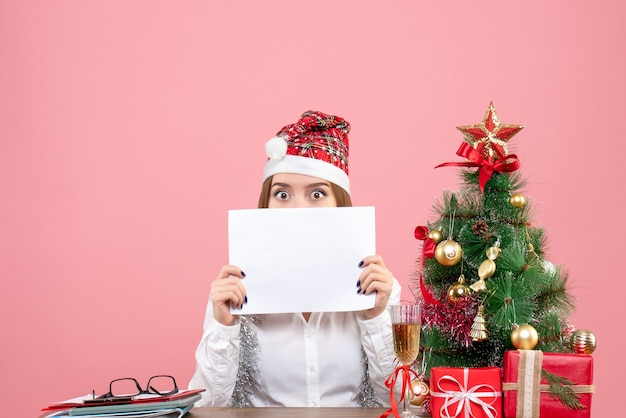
[
  {"xmin": 414, "ymin": 226, "xmax": 442, "ymax": 306},
  {"xmin": 436, "ymin": 142, "xmax": 521, "ymax": 192},
  {"xmin": 380, "ymin": 365, "xmax": 420, "ymax": 418}
]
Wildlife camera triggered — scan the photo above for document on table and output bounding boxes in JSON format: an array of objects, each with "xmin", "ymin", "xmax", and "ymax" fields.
[{"xmin": 228, "ymin": 206, "xmax": 377, "ymax": 314}]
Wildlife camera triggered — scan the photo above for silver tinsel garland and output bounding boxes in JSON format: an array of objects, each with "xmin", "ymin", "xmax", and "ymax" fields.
[
  {"xmin": 228, "ymin": 314, "xmax": 381, "ymax": 407},
  {"xmin": 357, "ymin": 347, "xmax": 383, "ymax": 407},
  {"xmin": 229, "ymin": 315, "xmax": 263, "ymax": 407}
]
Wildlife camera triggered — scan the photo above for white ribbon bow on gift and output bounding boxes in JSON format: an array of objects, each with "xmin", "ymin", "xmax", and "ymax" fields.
[{"xmin": 430, "ymin": 368, "xmax": 501, "ymax": 418}]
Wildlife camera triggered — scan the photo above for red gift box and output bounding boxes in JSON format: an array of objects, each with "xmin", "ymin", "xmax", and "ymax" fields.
[
  {"xmin": 503, "ymin": 350, "xmax": 594, "ymax": 418},
  {"xmin": 430, "ymin": 367, "xmax": 502, "ymax": 418}
]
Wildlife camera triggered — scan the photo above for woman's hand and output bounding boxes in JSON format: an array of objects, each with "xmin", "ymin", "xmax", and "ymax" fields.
[
  {"xmin": 211, "ymin": 265, "xmax": 247, "ymax": 326},
  {"xmin": 356, "ymin": 255, "xmax": 393, "ymax": 320}
]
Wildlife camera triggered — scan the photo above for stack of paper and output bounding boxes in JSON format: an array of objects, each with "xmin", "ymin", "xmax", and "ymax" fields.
[{"xmin": 41, "ymin": 390, "xmax": 204, "ymax": 418}]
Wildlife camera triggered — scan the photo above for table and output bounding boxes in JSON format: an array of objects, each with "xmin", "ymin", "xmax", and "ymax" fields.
[
  {"xmin": 186, "ymin": 408, "xmax": 389, "ymax": 417},
  {"xmin": 40, "ymin": 406, "xmax": 433, "ymax": 418}
]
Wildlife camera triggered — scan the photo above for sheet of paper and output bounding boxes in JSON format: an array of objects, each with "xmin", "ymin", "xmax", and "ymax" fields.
[{"xmin": 228, "ymin": 206, "xmax": 376, "ymax": 314}]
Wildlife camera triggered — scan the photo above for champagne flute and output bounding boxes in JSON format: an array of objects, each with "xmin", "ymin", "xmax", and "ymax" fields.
[{"xmin": 390, "ymin": 303, "xmax": 421, "ymax": 418}]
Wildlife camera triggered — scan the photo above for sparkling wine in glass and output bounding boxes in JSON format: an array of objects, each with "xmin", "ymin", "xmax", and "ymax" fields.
[{"xmin": 390, "ymin": 303, "xmax": 421, "ymax": 418}]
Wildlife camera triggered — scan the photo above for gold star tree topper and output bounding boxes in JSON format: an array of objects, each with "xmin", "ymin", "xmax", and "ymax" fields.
[{"xmin": 457, "ymin": 102, "xmax": 524, "ymax": 160}]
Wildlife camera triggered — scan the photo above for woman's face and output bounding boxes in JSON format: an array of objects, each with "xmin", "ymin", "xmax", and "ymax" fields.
[{"xmin": 268, "ymin": 173, "xmax": 338, "ymax": 208}]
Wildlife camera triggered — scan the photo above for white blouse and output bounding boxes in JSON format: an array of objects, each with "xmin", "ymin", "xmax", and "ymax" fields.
[{"xmin": 189, "ymin": 278, "xmax": 402, "ymax": 407}]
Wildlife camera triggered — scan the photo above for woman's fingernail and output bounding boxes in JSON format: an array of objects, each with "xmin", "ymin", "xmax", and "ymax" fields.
[
  {"xmin": 356, "ymin": 280, "xmax": 361, "ymax": 287},
  {"xmin": 358, "ymin": 260, "xmax": 364, "ymax": 267},
  {"xmin": 244, "ymin": 296, "xmax": 248, "ymax": 304},
  {"xmin": 241, "ymin": 271, "xmax": 246, "ymax": 277},
  {"xmin": 356, "ymin": 287, "xmax": 362, "ymax": 294}
]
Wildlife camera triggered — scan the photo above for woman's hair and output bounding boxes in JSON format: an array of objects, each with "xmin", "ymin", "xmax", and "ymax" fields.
[{"xmin": 257, "ymin": 176, "xmax": 352, "ymax": 208}]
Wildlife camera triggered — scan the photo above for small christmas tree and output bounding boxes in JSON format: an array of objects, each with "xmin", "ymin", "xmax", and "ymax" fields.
[{"xmin": 411, "ymin": 102, "xmax": 576, "ymax": 376}]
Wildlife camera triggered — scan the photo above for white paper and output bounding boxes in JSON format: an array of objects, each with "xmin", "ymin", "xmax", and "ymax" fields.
[{"xmin": 228, "ymin": 206, "xmax": 376, "ymax": 314}]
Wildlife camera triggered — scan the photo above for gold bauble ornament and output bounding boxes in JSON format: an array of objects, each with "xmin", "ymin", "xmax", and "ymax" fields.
[
  {"xmin": 510, "ymin": 193, "xmax": 526, "ymax": 208},
  {"xmin": 447, "ymin": 274, "xmax": 472, "ymax": 303},
  {"xmin": 511, "ymin": 324, "xmax": 539, "ymax": 350},
  {"xmin": 435, "ymin": 239, "xmax": 462, "ymax": 266},
  {"xmin": 409, "ymin": 380, "xmax": 430, "ymax": 406},
  {"xmin": 571, "ymin": 329, "xmax": 597, "ymax": 354},
  {"xmin": 428, "ymin": 229, "xmax": 444, "ymax": 245}
]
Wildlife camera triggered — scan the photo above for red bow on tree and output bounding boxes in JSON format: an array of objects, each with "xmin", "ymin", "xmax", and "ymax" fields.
[
  {"xmin": 435, "ymin": 142, "xmax": 520, "ymax": 192},
  {"xmin": 414, "ymin": 226, "xmax": 442, "ymax": 306}
]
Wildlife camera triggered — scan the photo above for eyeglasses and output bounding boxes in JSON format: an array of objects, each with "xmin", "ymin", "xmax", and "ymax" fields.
[{"xmin": 96, "ymin": 375, "xmax": 179, "ymax": 399}]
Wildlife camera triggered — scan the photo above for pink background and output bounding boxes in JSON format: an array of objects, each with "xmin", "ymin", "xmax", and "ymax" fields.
[{"xmin": 1, "ymin": 1, "xmax": 623, "ymax": 416}]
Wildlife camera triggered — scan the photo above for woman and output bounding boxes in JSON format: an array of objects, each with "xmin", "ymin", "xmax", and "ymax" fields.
[{"xmin": 189, "ymin": 111, "xmax": 401, "ymax": 407}]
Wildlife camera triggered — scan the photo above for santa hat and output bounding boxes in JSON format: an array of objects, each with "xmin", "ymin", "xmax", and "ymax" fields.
[{"xmin": 263, "ymin": 110, "xmax": 351, "ymax": 195}]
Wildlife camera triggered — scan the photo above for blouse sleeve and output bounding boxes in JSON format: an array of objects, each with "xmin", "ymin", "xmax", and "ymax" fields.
[
  {"xmin": 356, "ymin": 277, "xmax": 403, "ymax": 406},
  {"xmin": 188, "ymin": 295, "xmax": 241, "ymax": 406}
]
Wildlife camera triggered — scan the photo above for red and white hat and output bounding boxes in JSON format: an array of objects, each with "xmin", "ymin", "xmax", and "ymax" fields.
[{"xmin": 263, "ymin": 110, "xmax": 351, "ymax": 195}]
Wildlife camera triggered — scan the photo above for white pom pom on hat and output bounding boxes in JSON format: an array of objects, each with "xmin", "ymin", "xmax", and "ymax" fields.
[{"xmin": 264, "ymin": 136, "xmax": 288, "ymax": 160}]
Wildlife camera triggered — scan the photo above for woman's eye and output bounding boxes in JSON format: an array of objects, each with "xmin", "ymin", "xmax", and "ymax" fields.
[
  {"xmin": 274, "ymin": 191, "xmax": 290, "ymax": 200},
  {"xmin": 311, "ymin": 190, "xmax": 326, "ymax": 200}
]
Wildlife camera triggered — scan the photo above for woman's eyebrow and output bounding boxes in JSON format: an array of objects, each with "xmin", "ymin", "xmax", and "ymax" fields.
[
  {"xmin": 270, "ymin": 182, "xmax": 291, "ymax": 189},
  {"xmin": 306, "ymin": 182, "xmax": 331, "ymax": 188}
]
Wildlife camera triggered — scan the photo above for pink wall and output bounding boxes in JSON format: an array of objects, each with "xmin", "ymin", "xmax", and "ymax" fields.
[{"xmin": 1, "ymin": 1, "xmax": 623, "ymax": 416}]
